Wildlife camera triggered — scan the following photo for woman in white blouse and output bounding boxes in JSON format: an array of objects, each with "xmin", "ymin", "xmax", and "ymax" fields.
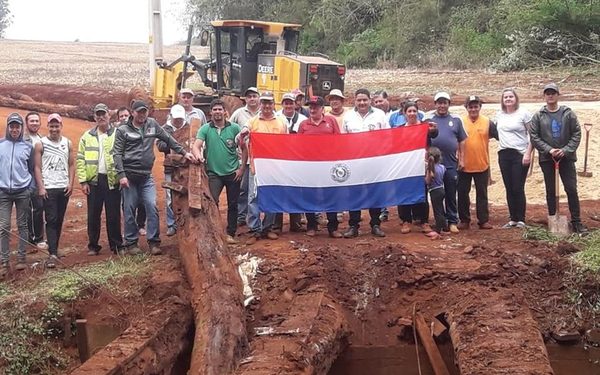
[{"xmin": 495, "ymin": 88, "xmax": 533, "ymax": 228}]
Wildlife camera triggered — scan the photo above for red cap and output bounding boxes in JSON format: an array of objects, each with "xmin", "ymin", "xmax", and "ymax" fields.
[
  {"xmin": 306, "ymin": 96, "xmax": 324, "ymax": 106},
  {"xmin": 48, "ymin": 113, "xmax": 63, "ymax": 123}
]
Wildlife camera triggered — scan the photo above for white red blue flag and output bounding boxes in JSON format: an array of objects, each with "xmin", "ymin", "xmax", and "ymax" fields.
[{"xmin": 251, "ymin": 125, "xmax": 428, "ymax": 213}]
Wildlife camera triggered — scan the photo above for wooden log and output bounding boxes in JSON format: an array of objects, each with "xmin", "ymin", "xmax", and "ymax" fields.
[
  {"xmin": 71, "ymin": 298, "xmax": 194, "ymax": 375},
  {"xmin": 170, "ymin": 122, "xmax": 248, "ymax": 374},
  {"xmin": 236, "ymin": 292, "xmax": 349, "ymax": 374},
  {"xmin": 447, "ymin": 288, "xmax": 554, "ymax": 375},
  {"xmin": 414, "ymin": 313, "xmax": 451, "ymax": 375}
]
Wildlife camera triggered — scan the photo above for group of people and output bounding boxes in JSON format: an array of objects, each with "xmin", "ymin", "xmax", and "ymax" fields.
[
  {"xmin": 1, "ymin": 111, "xmax": 75, "ymax": 274},
  {"xmin": 368, "ymin": 83, "xmax": 588, "ymax": 237},
  {"xmin": 1, "ymin": 89, "xmax": 200, "ymax": 276},
  {"xmin": 190, "ymin": 83, "xmax": 588, "ymax": 246},
  {"xmin": 0, "ymin": 82, "xmax": 588, "ymax": 275}
]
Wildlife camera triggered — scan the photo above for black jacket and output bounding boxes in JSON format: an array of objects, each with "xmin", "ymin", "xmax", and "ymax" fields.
[
  {"xmin": 113, "ymin": 117, "xmax": 185, "ymax": 179},
  {"xmin": 530, "ymin": 105, "xmax": 581, "ymax": 162}
]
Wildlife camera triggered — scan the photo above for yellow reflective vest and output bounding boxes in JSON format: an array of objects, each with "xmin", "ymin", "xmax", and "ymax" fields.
[{"xmin": 76, "ymin": 126, "xmax": 118, "ymax": 188}]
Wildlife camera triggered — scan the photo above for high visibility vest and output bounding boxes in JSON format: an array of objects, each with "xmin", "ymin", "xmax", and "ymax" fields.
[{"xmin": 76, "ymin": 126, "xmax": 118, "ymax": 188}]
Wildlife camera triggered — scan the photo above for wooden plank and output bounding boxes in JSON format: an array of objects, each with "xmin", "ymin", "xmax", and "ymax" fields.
[
  {"xmin": 415, "ymin": 312, "xmax": 451, "ymax": 375},
  {"xmin": 161, "ymin": 180, "xmax": 187, "ymax": 193},
  {"xmin": 76, "ymin": 319, "xmax": 90, "ymax": 363},
  {"xmin": 188, "ymin": 117, "xmax": 203, "ymax": 209},
  {"xmin": 279, "ymin": 291, "xmax": 325, "ymax": 340}
]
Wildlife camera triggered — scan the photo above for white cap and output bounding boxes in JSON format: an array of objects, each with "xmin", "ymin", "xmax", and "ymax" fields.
[
  {"xmin": 170, "ymin": 104, "xmax": 185, "ymax": 119},
  {"xmin": 433, "ymin": 91, "xmax": 451, "ymax": 102}
]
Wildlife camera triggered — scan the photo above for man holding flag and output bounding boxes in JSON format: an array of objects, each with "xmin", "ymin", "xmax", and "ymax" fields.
[
  {"xmin": 242, "ymin": 92, "xmax": 288, "ymax": 245},
  {"xmin": 297, "ymin": 96, "xmax": 342, "ymax": 238},
  {"xmin": 249, "ymin": 90, "xmax": 428, "ymax": 241},
  {"xmin": 341, "ymin": 88, "xmax": 390, "ymax": 238}
]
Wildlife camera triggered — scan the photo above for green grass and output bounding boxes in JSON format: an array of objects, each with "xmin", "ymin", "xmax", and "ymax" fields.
[
  {"xmin": 39, "ymin": 254, "xmax": 151, "ymax": 302},
  {"xmin": 571, "ymin": 231, "xmax": 600, "ymax": 273},
  {"xmin": 0, "ymin": 255, "xmax": 152, "ymax": 375},
  {"xmin": 522, "ymin": 225, "xmax": 562, "ymax": 243}
]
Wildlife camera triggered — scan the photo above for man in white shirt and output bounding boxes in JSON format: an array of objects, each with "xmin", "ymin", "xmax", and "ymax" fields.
[
  {"xmin": 341, "ymin": 88, "xmax": 389, "ymax": 238},
  {"xmin": 230, "ymin": 87, "xmax": 261, "ymax": 227},
  {"xmin": 276, "ymin": 92, "xmax": 307, "ymax": 133},
  {"xmin": 178, "ymin": 88, "xmax": 207, "ymax": 125}
]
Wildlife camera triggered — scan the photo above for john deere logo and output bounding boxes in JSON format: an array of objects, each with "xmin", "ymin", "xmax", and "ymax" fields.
[
  {"xmin": 257, "ymin": 64, "xmax": 274, "ymax": 74},
  {"xmin": 331, "ymin": 163, "xmax": 351, "ymax": 183}
]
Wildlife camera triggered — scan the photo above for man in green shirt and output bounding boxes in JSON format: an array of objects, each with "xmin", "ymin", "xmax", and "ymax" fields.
[{"xmin": 192, "ymin": 99, "xmax": 248, "ymax": 244}]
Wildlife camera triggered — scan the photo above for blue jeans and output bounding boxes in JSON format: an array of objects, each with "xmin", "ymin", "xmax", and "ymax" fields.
[
  {"xmin": 164, "ymin": 173, "xmax": 176, "ymax": 229},
  {"xmin": 237, "ymin": 167, "xmax": 249, "ymax": 224},
  {"xmin": 247, "ymin": 172, "xmax": 275, "ymax": 234},
  {"xmin": 122, "ymin": 175, "xmax": 160, "ymax": 246},
  {"xmin": 443, "ymin": 167, "xmax": 459, "ymax": 224},
  {"xmin": 0, "ymin": 189, "xmax": 30, "ymax": 263}
]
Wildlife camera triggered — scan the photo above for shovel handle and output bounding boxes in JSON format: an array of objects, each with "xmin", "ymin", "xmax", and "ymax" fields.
[{"xmin": 553, "ymin": 158, "xmax": 560, "ymax": 214}]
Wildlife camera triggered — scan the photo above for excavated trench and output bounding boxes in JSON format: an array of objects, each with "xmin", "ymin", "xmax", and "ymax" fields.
[{"xmin": 68, "ymin": 231, "xmax": 600, "ymax": 375}]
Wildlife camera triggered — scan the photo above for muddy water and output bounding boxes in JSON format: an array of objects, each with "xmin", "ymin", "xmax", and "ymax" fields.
[
  {"xmin": 329, "ymin": 343, "xmax": 600, "ymax": 375},
  {"xmin": 328, "ymin": 344, "xmax": 459, "ymax": 375},
  {"xmin": 547, "ymin": 343, "xmax": 600, "ymax": 374}
]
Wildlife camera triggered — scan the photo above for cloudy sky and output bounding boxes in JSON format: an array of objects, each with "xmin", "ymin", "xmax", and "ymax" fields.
[{"xmin": 5, "ymin": 0, "xmax": 188, "ymax": 44}]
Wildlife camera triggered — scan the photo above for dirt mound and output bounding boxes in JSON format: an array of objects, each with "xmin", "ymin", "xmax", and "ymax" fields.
[{"xmin": 0, "ymin": 84, "xmax": 129, "ymax": 120}]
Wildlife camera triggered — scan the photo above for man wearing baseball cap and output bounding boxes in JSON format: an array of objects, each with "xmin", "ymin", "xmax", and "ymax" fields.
[
  {"xmin": 292, "ymin": 88, "xmax": 309, "ymax": 117},
  {"xmin": 273, "ymin": 92, "xmax": 307, "ymax": 233},
  {"xmin": 113, "ymin": 100, "xmax": 197, "ymax": 256},
  {"xmin": 156, "ymin": 104, "xmax": 188, "ymax": 237},
  {"xmin": 457, "ymin": 96, "xmax": 498, "ymax": 230},
  {"xmin": 230, "ymin": 86, "xmax": 261, "ymax": 227},
  {"xmin": 33, "ymin": 113, "xmax": 75, "ymax": 268},
  {"xmin": 77, "ymin": 103, "xmax": 124, "ymax": 256},
  {"xmin": 241, "ymin": 92, "xmax": 288, "ymax": 245},
  {"xmin": 530, "ymin": 83, "xmax": 587, "ymax": 234},
  {"xmin": 297, "ymin": 96, "xmax": 343, "ymax": 238},
  {"xmin": 325, "ymin": 89, "xmax": 347, "ymax": 132},
  {"xmin": 277, "ymin": 92, "xmax": 307, "ymax": 134},
  {"xmin": 0, "ymin": 113, "xmax": 35, "ymax": 276},
  {"xmin": 426, "ymin": 91, "xmax": 467, "ymax": 234},
  {"xmin": 177, "ymin": 87, "xmax": 206, "ymax": 125}
]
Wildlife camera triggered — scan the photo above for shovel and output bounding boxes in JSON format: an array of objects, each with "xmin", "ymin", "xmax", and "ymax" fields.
[{"xmin": 548, "ymin": 158, "xmax": 570, "ymax": 236}]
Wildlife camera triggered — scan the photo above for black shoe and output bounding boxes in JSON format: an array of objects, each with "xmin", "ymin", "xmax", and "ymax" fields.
[
  {"xmin": 371, "ymin": 225, "xmax": 386, "ymax": 237},
  {"xmin": 572, "ymin": 222, "xmax": 589, "ymax": 234},
  {"xmin": 343, "ymin": 226, "xmax": 359, "ymax": 238}
]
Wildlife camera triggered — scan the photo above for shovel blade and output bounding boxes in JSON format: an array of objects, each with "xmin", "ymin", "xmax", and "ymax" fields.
[{"xmin": 548, "ymin": 214, "xmax": 570, "ymax": 236}]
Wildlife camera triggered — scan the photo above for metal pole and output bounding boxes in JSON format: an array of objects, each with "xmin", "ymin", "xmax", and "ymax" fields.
[
  {"xmin": 181, "ymin": 25, "xmax": 194, "ymax": 90},
  {"xmin": 148, "ymin": 0, "xmax": 164, "ymax": 92}
]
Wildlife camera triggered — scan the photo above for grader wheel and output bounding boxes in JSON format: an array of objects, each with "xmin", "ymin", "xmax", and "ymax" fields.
[
  {"xmin": 222, "ymin": 95, "xmax": 244, "ymax": 118},
  {"xmin": 127, "ymin": 85, "xmax": 151, "ymax": 108}
]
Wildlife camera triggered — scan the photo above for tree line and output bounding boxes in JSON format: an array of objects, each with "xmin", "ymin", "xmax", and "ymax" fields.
[{"xmin": 185, "ymin": 0, "xmax": 600, "ymax": 70}]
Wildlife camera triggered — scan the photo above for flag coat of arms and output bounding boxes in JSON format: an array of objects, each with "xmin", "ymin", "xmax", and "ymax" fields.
[{"xmin": 251, "ymin": 125, "xmax": 429, "ymax": 213}]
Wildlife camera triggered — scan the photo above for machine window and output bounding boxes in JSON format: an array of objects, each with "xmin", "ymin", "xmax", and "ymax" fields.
[{"xmin": 246, "ymin": 29, "xmax": 265, "ymax": 62}]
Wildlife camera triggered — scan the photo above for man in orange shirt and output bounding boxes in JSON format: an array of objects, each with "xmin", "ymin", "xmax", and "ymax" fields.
[
  {"xmin": 242, "ymin": 92, "xmax": 288, "ymax": 245},
  {"xmin": 458, "ymin": 96, "xmax": 498, "ymax": 229}
]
